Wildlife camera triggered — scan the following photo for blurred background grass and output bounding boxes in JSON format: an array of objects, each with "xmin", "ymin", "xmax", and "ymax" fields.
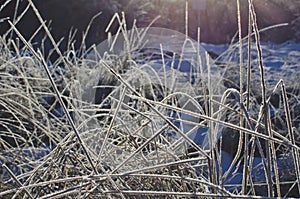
[{"xmin": 0, "ymin": 0, "xmax": 299, "ymax": 50}]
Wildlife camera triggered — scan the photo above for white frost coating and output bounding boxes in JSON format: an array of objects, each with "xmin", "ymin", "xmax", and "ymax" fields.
[{"xmin": 78, "ymin": 27, "xmax": 224, "ymax": 150}]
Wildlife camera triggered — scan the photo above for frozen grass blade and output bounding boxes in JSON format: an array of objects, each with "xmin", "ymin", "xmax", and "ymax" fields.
[
  {"xmin": 26, "ymin": 0, "xmax": 68, "ymax": 68},
  {"xmin": 281, "ymin": 80, "xmax": 300, "ymax": 196},
  {"xmin": 243, "ymin": 2, "xmax": 253, "ymax": 193},
  {"xmin": 1, "ymin": 164, "xmax": 33, "ymax": 198},
  {"xmin": 98, "ymin": 86, "xmax": 127, "ymax": 161},
  {"xmin": 248, "ymin": 0, "xmax": 273, "ymax": 196}
]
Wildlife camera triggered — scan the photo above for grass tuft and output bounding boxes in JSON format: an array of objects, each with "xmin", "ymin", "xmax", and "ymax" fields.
[{"xmin": 0, "ymin": 0, "xmax": 299, "ymax": 198}]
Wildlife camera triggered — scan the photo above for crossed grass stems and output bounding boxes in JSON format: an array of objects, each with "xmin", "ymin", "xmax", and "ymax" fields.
[{"xmin": 0, "ymin": 0, "xmax": 300, "ymax": 198}]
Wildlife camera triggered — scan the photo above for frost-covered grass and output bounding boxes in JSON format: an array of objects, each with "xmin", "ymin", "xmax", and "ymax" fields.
[{"xmin": 1, "ymin": 0, "xmax": 300, "ymax": 198}]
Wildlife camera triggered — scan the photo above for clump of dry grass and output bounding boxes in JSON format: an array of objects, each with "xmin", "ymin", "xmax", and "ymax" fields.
[{"xmin": 1, "ymin": 0, "xmax": 299, "ymax": 198}]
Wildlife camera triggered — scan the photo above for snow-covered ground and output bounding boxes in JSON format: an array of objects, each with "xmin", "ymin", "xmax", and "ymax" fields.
[{"xmin": 202, "ymin": 39, "xmax": 300, "ymax": 77}]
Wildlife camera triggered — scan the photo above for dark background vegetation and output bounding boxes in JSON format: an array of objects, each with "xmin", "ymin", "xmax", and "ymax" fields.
[{"xmin": 0, "ymin": 0, "xmax": 299, "ymax": 58}]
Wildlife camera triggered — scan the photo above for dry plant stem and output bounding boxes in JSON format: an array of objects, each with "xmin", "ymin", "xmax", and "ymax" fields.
[
  {"xmin": 281, "ymin": 81, "xmax": 300, "ymax": 196},
  {"xmin": 265, "ymin": 82, "xmax": 282, "ymax": 197},
  {"xmin": 7, "ymin": 21, "xmax": 97, "ymax": 174},
  {"xmin": 26, "ymin": 0, "xmax": 69, "ymax": 69},
  {"xmin": 120, "ymin": 12, "xmax": 131, "ymax": 55},
  {"xmin": 1, "ymin": 164, "xmax": 34, "ymax": 199},
  {"xmin": 0, "ymin": 16, "xmax": 9, "ymax": 23},
  {"xmin": 10, "ymin": 0, "xmax": 20, "ymax": 40},
  {"xmin": 237, "ymin": 0, "xmax": 243, "ymax": 100},
  {"xmin": 185, "ymin": 0, "xmax": 188, "ymax": 37},
  {"xmin": 28, "ymin": 23, "xmax": 44, "ymax": 45},
  {"xmin": 207, "ymin": 52, "xmax": 217, "ymax": 188},
  {"xmin": 249, "ymin": 0, "xmax": 267, "ymax": 102},
  {"xmin": 243, "ymin": 3, "xmax": 252, "ymax": 194},
  {"xmin": 98, "ymin": 86, "xmax": 127, "ymax": 161},
  {"xmin": 247, "ymin": 165, "xmax": 256, "ymax": 195},
  {"xmin": 160, "ymin": 44, "xmax": 168, "ymax": 92},
  {"xmin": 3, "ymin": 2, "xmax": 30, "ymax": 40},
  {"xmin": 207, "ymin": 52, "xmax": 212, "ymax": 150},
  {"xmin": 248, "ymin": 0, "xmax": 273, "ymax": 196},
  {"xmin": 237, "ymin": 0, "xmax": 246, "ymax": 194},
  {"xmin": 80, "ymin": 12, "xmax": 103, "ymax": 53},
  {"xmin": 0, "ymin": 0, "xmax": 11, "ymax": 13},
  {"xmin": 268, "ymin": 106, "xmax": 281, "ymax": 197},
  {"xmin": 197, "ymin": 27, "xmax": 208, "ymax": 115}
]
